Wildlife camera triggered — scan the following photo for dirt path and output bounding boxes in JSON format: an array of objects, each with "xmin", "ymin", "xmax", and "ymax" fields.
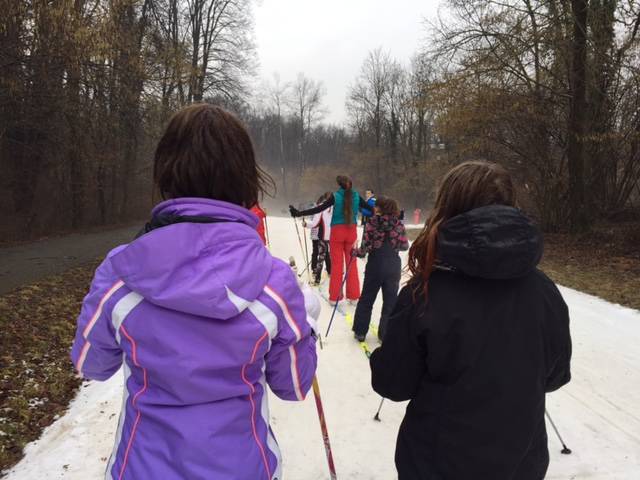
[{"xmin": 0, "ymin": 224, "xmax": 140, "ymax": 295}]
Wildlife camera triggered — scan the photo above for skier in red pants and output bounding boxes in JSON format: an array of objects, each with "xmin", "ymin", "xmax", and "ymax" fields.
[{"xmin": 290, "ymin": 175, "xmax": 369, "ymax": 303}]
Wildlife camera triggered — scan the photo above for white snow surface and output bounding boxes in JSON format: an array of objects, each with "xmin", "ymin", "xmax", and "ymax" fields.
[{"xmin": 5, "ymin": 216, "xmax": 640, "ymax": 479}]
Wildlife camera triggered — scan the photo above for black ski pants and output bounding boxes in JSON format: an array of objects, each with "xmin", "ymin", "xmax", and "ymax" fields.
[
  {"xmin": 352, "ymin": 253, "xmax": 401, "ymax": 340},
  {"xmin": 311, "ymin": 239, "xmax": 331, "ymax": 283}
]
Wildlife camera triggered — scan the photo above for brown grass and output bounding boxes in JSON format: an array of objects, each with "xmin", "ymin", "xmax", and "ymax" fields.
[
  {"xmin": 540, "ymin": 226, "xmax": 640, "ymax": 311},
  {"xmin": 406, "ymin": 223, "xmax": 640, "ymax": 311},
  {"xmin": 0, "ymin": 261, "xmax": 98, "ymax": 471}
]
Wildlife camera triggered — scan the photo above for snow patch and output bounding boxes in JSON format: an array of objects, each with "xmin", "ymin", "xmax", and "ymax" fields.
[{"xmin": 4, "ymin": 217, "xmax": 640, "ymax": 479}]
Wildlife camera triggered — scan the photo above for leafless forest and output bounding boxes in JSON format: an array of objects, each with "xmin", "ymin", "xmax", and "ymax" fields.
[{"xmin": 2, "ymin": 0, "xmax": 640, "ymax": 242}]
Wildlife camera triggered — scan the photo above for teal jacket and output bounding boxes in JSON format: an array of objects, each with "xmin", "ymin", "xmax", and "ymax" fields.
[
  {"xmin": 296, "ymin": 189, "xmax": 368, "ymax": 226},
  {"xmin": 332, "ymin": 188, "xmax": 361, "ymax": 226}
]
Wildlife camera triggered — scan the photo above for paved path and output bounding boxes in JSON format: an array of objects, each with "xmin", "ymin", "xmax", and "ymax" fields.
[{"xmin": 0, "ymin": 225, "xmax": 140, "ymax": 295}]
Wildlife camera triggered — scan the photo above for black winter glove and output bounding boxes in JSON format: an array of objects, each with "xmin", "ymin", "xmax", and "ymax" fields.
[{"xmin": 289, "ymin": 205, "xmax": 301, "ymax": 217}]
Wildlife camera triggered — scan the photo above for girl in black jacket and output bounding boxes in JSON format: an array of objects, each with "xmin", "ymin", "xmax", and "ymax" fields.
[{"xmin": 370, "ymin": 161, "xmax": 572, "ymax": 480}]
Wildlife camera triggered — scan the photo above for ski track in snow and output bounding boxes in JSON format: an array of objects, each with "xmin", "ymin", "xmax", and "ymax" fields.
[{"xmin": 4, "ymin": 216, "xmax": 640, "ymax": 479}]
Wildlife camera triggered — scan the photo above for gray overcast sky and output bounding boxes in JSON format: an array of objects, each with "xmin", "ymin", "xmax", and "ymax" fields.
[{"xmin": 254, "ymin": 0, "xmax": 442, "ymax": 125}]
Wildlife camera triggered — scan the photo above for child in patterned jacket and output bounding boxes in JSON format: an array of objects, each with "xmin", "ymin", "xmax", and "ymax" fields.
[{"xmin": 352, "ymin": 196, "xmax": 408, "ymax": 342}]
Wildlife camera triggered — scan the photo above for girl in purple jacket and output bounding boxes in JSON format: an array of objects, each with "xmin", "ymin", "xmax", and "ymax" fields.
[{"xmin": 71, "ymin": 104, "xmax": 319, "ymax": 479}]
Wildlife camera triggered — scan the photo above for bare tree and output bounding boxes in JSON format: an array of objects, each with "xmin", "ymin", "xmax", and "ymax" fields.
[
  {"xmin": 346, "ymin": 48, "xmax": 394, "ymax": 190},
  {"xmin": 383, "ymin": 59, "xmax": 405, "ymax": 164},
  {"xmin": 348, "ymin": 48, "xmax": 393, "ymax": 148},
  {"xmin": 0, "ymin": 0, "xmax": 258, "ymax": 242},
  {"xmin": 423, "ymin": 0, "xmax": 640, "ymax": 231},
  {"xmin": 146, "ymin": 0, "xmax": 256, "ymax": 108},
  {"xmin": 291, "ymin": 73, "xmax": 326, "ymax": 172},
  {"xmin": 266, "ymin": 73, "xmax": 291, "ymax": 194},
  {"xmin": 187, "ymin": 0, "xmax": 255, "ymax": 102}
]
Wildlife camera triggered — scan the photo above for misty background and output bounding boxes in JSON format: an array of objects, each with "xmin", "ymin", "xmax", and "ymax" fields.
[{"xmin": 2, "ymin": 0, "xmax": 640, "ymax": 243}]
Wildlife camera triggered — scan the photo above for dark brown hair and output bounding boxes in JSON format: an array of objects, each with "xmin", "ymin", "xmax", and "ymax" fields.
[
  {"xmin": 375, "ymin": 196, "xmax": 400, "ymax": 216},
  {"xmin": 408, "ymin": 161, "xmax": 516, "ymax": 296},
  {"xmin": 316, "ymin": 191, "xmax": 332, "ymax": 204},
  {"xmin": 153, "ymin": 103, "xmax": 274, "ymax": 207},
  {"xmin": 336, "ymin": 175, "xmax": 354, "ymax": 224}
]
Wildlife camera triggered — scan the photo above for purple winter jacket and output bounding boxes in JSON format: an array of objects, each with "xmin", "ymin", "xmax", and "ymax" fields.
[{"xmin": 70, "ymin": 198, "xmax": 318, "ymax": 480}]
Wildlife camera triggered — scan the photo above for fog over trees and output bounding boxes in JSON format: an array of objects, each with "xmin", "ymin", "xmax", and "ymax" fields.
[{"xmin": 2, "ymin": 0, "xmax": 639, "ymax": 241}]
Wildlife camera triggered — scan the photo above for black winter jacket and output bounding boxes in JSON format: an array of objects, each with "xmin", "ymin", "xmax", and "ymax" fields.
[{"xmin": 370, "ymin": 205, "xmax": 571, "ymax": 480}]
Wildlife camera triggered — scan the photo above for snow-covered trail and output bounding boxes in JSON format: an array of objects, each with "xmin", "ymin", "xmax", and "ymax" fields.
[{"xmin": 5, "ymin": 216, "xmax": 640, "ymax": 479}]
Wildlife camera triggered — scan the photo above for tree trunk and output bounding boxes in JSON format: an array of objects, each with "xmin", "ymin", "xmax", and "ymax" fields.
[
  {"xmin": 587, "ymin": 0, "xmax": 616, "ymax": 213},
  {"xmin": 278, "ymin": 110, "xmax": 287, "ymax": 196},
  {"xmin": 567, "ymin": 0, "xmax": 590, "ymax": 232}
]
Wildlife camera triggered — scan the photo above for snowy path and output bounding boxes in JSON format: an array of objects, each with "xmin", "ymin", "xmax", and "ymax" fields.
[{"xmin": 4, "ymin": 217, "xmax": 640, "ymax": 479}]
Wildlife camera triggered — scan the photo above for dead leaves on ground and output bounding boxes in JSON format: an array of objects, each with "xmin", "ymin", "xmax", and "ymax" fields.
[{"xmin": 0, "ymin": 261, "xmax": 98, "ymax": 471}]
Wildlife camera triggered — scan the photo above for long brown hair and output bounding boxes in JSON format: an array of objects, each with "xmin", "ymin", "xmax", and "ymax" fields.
[
  {"xmin": 336, "ymin": 175, "xmax": 354, "ymax": 223},
  {"xmin": 153, "ymin": 103, "xmax": 274, "ymax": 208},
  {"xmin": 408, "ymin": 161, "xmax": 516, "ymax": 296}
]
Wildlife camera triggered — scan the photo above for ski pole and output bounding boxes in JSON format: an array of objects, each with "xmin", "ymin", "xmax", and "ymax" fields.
[
  {"xmin": 545, "ymin": 409, "xmax": 572, "ymax": 454},
  {"xmin": 312, "ymin": 376, "xmax": 338, "ymax": 479},
  {"xmin": 373, "ymin": 398, "xmax": 385, "ymax": 422},
  {"xmin": 325, "ymin": 254, "xmax": 356, "ymax": 337},
  {"xmin": 292, "ymin": 217, "xmax": 307, "ymax": 271},
  {"xmin": 264, "ymin": 215, "xmax": 270, "ymax": 249},
  {"xmin": 297, "ymin": 260, "xmax": 313, "ymax": 279},
  {"xmin": 302, "ymin": 218, "xmax": 312, "ymax": 283}
]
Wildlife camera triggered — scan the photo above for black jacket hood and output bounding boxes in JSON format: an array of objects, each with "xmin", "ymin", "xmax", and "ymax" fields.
[{"xmin": 437, "ymin": 205, "xmax": 543, "ymax": 280}]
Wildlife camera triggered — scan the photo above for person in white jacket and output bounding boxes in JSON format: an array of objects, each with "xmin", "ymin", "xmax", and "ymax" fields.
[{"xmin": 304, "ymin": 192, "xmax": 333, "ymax": 285}]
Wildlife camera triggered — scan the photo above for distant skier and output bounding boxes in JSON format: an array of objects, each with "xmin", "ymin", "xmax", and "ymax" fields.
[
  {"xmin": 370, "ymin": 161, "xmax": 572, "ymax": 480},
  {"xmin": 304, "ymin": 192, "xmax": 332, "ymax": 285},
  {"xmin": 360, "ymin": 189, "xmax": 376, "ymax": 225},
  {"xmin": 71, "ymin": 103, "xmax": 319, "ymax": 480},
  {"xmin": 290, "ymin": 175, "xmax": 369, "ymax": 303},
  {"xmin": 352, "ymin": 196, "xmax": 408, "ymax": 342},
  {"xmin": 250, "ymin": 203, "xmax": 268, "ymax": 245},
  {"xmin": 412, "ymin": 207, "xmax": 422, "ymax": 225}
]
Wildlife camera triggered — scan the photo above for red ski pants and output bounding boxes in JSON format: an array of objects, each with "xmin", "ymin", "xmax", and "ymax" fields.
[{"xmin": 329, "ymin": 224, "xmax": 360, "ymax": 301}]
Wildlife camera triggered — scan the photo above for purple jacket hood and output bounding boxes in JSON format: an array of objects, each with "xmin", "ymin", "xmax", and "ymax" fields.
[{"xmin": 110, "ymin": 198, "xmax": 271, "ymax": 319}]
